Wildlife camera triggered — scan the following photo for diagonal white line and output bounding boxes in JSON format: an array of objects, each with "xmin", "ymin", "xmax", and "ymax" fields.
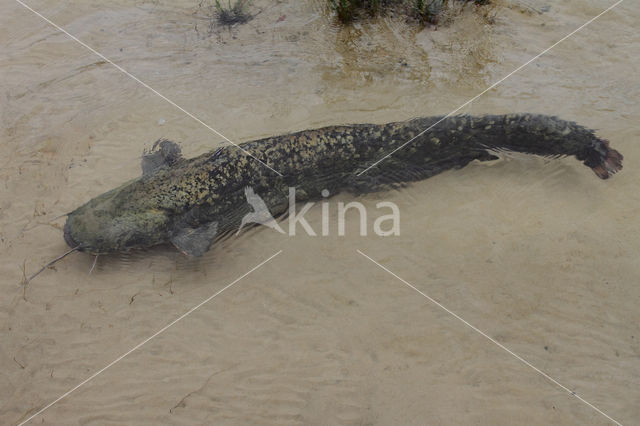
[
  {"xmin": 13, "ymin": 0, "xmax": 283, "ymax": 177},
  {"xmin": 17, "ymin": 250, "xmax": 283, "ymax": 426},
  {"xmin": 356, "ymin": 249, "xmax": 623, "ymax": 426},
  {"xmin": 357, "ymin": 0, "xmax": 625, "ymax": 176}
]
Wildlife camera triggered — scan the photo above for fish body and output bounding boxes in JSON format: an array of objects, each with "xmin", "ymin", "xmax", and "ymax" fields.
[{"xmin": 63, "ymin": 114, "xmax": 623, "ymax": 256}]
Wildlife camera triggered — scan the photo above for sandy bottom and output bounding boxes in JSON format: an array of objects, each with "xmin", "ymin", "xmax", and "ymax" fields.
[{"xmin": 1, "ymin": 0, "xmax": 639, "ymax": 424}]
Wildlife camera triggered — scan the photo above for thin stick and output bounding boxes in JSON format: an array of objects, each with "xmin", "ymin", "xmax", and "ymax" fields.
[
  {"xmin": 88, "ymin": 255, "xmax": 99, "ymax": 275},
  {"xmin": 25, "ymin": 246, "xmax": 80, "ymax": 284},
  {"xmin": 20, "ymin": 261, "xmax": 28, "ymax": 301}
]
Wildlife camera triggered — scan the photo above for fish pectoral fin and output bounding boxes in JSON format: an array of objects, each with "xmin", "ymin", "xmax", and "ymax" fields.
[
  {"xmin": 142, "ymin": 139, "xmax": 183, "ymax": 175},
  {"xmin": 170, "ymin": 221, "xmax": 218, "ymax": 257}
]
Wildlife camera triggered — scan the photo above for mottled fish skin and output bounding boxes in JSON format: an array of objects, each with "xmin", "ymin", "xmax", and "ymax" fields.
[{"xmin": 63, "ymin": 114, "xmax": 622, "ymax": 255}]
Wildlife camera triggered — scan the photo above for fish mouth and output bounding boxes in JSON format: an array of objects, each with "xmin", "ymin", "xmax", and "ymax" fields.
[{"xmin": 63, "ymin": 221, "xmax": 79, "ymax": 249}]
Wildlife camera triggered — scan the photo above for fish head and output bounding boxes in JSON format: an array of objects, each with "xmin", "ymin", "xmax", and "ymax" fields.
[{"xmin": 63, "ymin": 182, "xmax": 170, "ymax": 254}]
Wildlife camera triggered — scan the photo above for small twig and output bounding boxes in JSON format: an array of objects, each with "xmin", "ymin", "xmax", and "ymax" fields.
[
  {"xmin": 169, "ymin": 364, "xmax": 240, "ymax": 413},
  {"xmin": 165, "ymin": 276, "xmax": 174, "ymax": 295},
  {"xmin": 88, "ymin": 255, "xmax": 99, "ymax": 275},
  {"xmin": 20, "ymin": 261, "xmax": 28, "ymax": 301},
  {"xmin": 13, "ymin": 356, "xmax": 26, "ymax": 369}
]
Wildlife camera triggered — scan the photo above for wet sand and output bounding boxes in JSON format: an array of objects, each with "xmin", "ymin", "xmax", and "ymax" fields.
[{"xmin": 1, "ymin": 0, "xmax": 639, "ymax": 424}]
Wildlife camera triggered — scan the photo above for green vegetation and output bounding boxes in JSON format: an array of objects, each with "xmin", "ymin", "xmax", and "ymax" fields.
[
  {"xmin": 329, "ymin": 0, "xmax": 383, "ymax": 22},
  {"xmin": 328, "ymin": 0, "xmax": 490, "ymax": 24},
  {"xmin": 413, "ymin": 0, "xmax": 447, "ymax": 22},
  {"xmin": 214, "ymin": 0, "xmax": 252, "ymax": 25}
]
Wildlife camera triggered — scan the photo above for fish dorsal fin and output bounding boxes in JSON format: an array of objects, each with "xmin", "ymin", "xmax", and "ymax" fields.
[
  {"xmin": 170, "ymin": 220, "xmax": 218, "ymax": 257},
  {"xmin": 142, "ymin": 139, "xmax": 183, "ymax": 175}
]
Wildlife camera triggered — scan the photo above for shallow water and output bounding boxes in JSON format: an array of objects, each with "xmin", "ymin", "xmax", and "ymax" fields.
[{"xmin": 1, "ymin": 0, "xmax": 639, "ymax": 424}]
